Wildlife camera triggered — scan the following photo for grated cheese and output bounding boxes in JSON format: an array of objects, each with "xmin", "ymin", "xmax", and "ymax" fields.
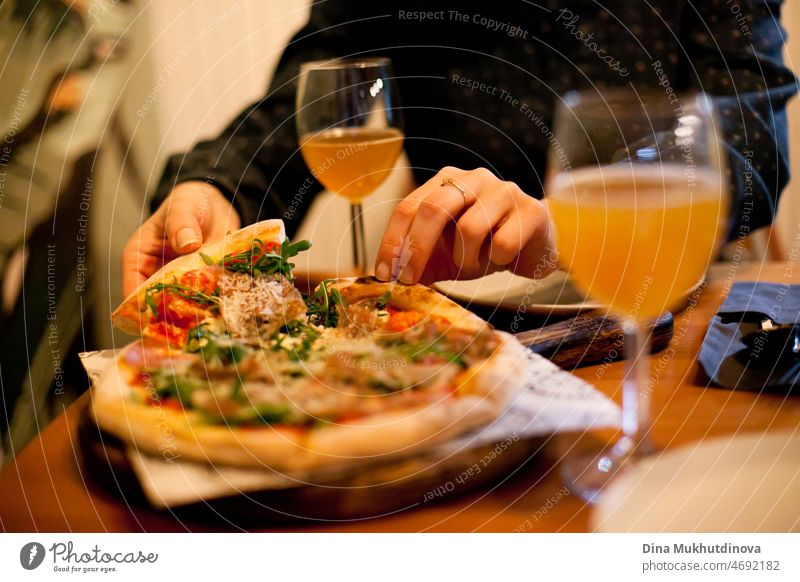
[{"xmin": 220, "ymin": 273, "xmax": 306, "ymax": 339}]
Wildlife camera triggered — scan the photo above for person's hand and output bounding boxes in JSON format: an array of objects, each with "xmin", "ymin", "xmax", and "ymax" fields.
[
  {"xmin": 122, "ymin": 181, "xmax": 241, "ymax": 296},
  {"xmin": 374, "ymin": 167, "xmax": 555, "ymax": 285}
]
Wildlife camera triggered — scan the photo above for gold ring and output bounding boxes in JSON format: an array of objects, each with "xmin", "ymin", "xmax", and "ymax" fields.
[{"xmin": 440, "ymin": 177, "xmax": 468, "ymax": 204}]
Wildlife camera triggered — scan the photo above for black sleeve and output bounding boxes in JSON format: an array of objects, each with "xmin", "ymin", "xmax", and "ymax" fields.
[
  {"xmin": 684, "ymin": 0, "xmax": 796, "ymax": 240},
  {"xmin": 150, "ymin": 3, "xmax": 387, "ymax": 237}
]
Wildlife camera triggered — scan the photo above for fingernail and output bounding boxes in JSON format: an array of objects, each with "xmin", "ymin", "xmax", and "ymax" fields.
[
  {"xmin": 375, "ymin": 261, "xmax": 391, "ymax": 281},
  {"xmin": 176, "ymin": 227, "xmax": 199, "ymax": 250},
  {"xmin": 398, "ymin": 265, "xmax": 415, "ymax": 284}
]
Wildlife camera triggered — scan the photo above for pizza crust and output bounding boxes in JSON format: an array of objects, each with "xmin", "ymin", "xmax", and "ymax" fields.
[
  {"xmin": 91, "ymin": 363, "xmax": 306, "ymax": 470},
  {"xmin": 112, "ymin": 219, "xmax": 286, "ymax": 337},
  {"xmin": 304, "ymin": 396, "xmax": 497, "ymax": 463}
]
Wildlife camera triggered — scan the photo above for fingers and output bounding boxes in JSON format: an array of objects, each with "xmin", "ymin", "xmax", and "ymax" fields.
[
  {"xmin": 193, "ymin": 181, "xmax": 242, "ymax": 242},
  {"xmin": 120, "ymin": 182, "xmax": 240, "ymax": 296},
  {"xmin": 487, "ymin": 195, "xmax": 543, "ymax": 266},
  {"xmin": 121, "ymin": 252, "xmax": 144, "ymax": 298},
  {"xmin": 121, "ymin": 221, "xmax": 167, "ymax": 297},
  {"xmin": 374, "ymin": 167, "xmax": 552, "ymax": 285},
  {"xmin": 121, "ymin": 243, "xmax": 160, "ymax": 297},
  {"xmin": 163, "ymin": 191, "xmax": 204, "ymax": 254},
  {"xmin": 163, "ymin": 181, "xmax": 240, "ymax": 253},
  {"xmin": 374, "ymin": 173, "xmax": 454, "ymax": 281},
  {"xmin": 398, "ymin": 183, "xmax": 471, "ymax": 283},
  {"xmin": 374, "ymin": 167, "xmax": 490, "ymax": 283},
  {"xmin": 508, "ymin": 199, "xmax": 558, "ymax": 279},
  {"xmin": 453, "ymin": 183, "xmax": 520, "ymax": 273}
]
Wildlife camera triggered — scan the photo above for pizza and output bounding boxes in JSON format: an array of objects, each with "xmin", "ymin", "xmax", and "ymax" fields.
[
  {"xmin": 110, "ymin": 220, "xmax": 307, "ymax": 344},
  {"xmin": 92, "ymin": 219, "xmax": 529, "ymax": 471}
]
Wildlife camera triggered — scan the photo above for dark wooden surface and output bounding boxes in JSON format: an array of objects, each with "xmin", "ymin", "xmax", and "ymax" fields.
[{"xmin": 2, "ymin": 263, "xmax": 799, "ymax": 532}]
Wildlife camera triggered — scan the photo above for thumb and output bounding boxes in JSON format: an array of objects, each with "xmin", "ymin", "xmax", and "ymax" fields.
[{"xmin": 164, "ymin": 198, "xmax": 204, "ymax": 254}]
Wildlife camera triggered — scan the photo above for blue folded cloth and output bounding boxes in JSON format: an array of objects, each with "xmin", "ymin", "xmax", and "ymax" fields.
[{"xmin": 698, "ymin": 282, "xmax": 800, "ymax": 391}]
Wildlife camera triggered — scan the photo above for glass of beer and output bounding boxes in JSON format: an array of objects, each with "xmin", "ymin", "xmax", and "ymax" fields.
[
  {"xmin": 546, "ymin": 90, "xmax": 729, "ymax": 503},
  {"xmin": 296, "ymin": 58, "xmax": 404, "ymax": 275}
]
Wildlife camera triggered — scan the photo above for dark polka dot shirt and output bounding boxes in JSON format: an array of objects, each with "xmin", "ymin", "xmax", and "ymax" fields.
[{"xmin": 153, "ymin": 0, "xmax": 797, "ymax": 241}]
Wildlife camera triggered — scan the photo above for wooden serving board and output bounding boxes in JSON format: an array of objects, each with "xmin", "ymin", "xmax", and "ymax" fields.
[
  {"xmin": 78, "ymin": 411, "xmax": 545, "ymax": 524},
  {"xmin": 78, "ymin": 312, "xmax": 672, "ymax": 524},
  {"xmin": 519, "ymin": 311, "xmax": 674, "ymax": 369}
]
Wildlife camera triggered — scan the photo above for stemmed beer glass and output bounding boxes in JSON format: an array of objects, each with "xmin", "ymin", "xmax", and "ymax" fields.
[
  {"xmin": 546, "ymin": 90, "xmax": 729, "ymax": 502},
  {"xmin": 296, "ymin": 58, "xmax": 404, "ymax": 275}
]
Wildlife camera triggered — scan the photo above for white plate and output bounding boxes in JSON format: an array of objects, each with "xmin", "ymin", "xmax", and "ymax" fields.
[
  {"xmin": 433, "ymin": 270, "xmax": 602, "ymax": 315},
  {"xmin": 592, "ymin": 431, "xmax": 800, "ymax": 532}
]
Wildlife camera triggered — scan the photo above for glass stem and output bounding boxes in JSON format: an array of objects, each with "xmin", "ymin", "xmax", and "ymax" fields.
[
  {"xmin": 620, "ymin": 318, "xmax": 652, "ymax": 455},
  {"xmin": 350, "ymin": 202, "xmax": 367, "ymax": 276}
]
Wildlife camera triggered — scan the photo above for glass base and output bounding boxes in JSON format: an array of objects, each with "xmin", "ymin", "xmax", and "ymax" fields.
[{"xmin": 560, "ymin": 437, "xmax": 656, "ymax": 505}]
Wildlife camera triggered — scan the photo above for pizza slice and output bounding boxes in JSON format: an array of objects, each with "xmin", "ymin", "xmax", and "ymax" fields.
[{"xmin": 113, "ymin": 219, "xmax": 309, "ymax": 345}]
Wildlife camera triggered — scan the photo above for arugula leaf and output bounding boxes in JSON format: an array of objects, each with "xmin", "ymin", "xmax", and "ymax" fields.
[
  {"xmin": 230, "ymin": 376, "xmax": 244, "ymax": 401},
  {"xmin": 220, "ymin": 238, "xmax": 311, "ymax": 281},
  {"xmin": 397, "ymin": 339, "xmax": 467, "ymax": 369},
  {"xmin": 185, "ymin": 323, "xmax": 247, "ymax": 365},
  {"xmin": 144, "ymin": 292, "xmax": 158, "ymax": 316},
  {"xmin": 368, "ymin": 378, "xmax": 406, "ymax": 393},
  {"xmin": 144, "ymin": 278, "xmax": 220, "ymax": 316},
  {"xmin": 375, "ymin": 290, "xmax": 391, "ymax": 310},
  {"xmin": 153, "ymin": 372, "xmax": 199, "ymax": 404},
  {"xmin": 198, "ymin": 402, "xmax": 294, "ymax": 426},
  {"xmin": 270, "ymin": 320, "xmax": 320, "ymax": 361},
  {"xmin": 229, "ymin": 403, "xmax": 291, "ymax": 425},
  {"xmin": 305, "ymin": 279, "xmax": 346, "ymax": 327}
]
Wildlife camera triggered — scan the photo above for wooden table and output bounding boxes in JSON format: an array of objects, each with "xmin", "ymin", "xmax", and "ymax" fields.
[{"xmin": 2, "ymin": 263, "xmax": 798, "ymax": 532}]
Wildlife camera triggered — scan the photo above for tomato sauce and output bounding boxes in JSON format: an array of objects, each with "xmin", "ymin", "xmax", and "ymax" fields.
[
  {"xmin": 146, "ymin": 267, "xmax": 221, "ymax": 344},
  {"xmin": 386, "ymin": 309, "xmax": 425, "ymax": 332}
]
